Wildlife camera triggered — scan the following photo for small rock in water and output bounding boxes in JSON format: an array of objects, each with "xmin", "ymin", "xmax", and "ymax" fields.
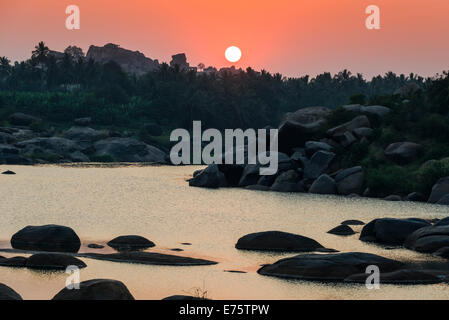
[
  {"xmin": 181, "ymin": 242, "xmax": 192, "ymax": 246},
  {"xmin": 170, "ymin": 248, "xmax": 184, "ymax": 252},
  {"xmin": 341, "ymin": 220, "xmax": 365, "ymax": 226},
  {"xmin": 1, "ymin": 170, "xmax": 16, "ymax": 175},
  {"xmin": 107, "ymin": 235, "xmax": 155, "ymax": 251},
  {"xmin": 88, "ymin": 243, "xmax": 105, "ymax": 249},
  {"xmin": 327, "ymin": 225, "xmax": 355, "ymax": 236},
  {"xmin": 224, "ymin": 270, "xmax": 247, "ymax": 274}
]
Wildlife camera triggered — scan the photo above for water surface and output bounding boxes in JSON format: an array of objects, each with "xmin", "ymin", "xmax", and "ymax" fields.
[{"xmin": 1, "ymin": 164, "xmax": 449, "ymax": 300}]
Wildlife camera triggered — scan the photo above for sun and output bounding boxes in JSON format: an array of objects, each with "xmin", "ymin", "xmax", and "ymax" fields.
[{"xmin": 225, "ymin": 46, "xmax": 242, "ymax": 63}]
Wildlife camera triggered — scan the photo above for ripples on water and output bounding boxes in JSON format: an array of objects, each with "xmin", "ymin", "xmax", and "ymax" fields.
[{"xmin": 1, "ymin": 164, "xmax": 449, "ymax": 300}]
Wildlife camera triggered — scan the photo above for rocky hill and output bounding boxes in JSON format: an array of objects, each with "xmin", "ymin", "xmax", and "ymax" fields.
[{"xmin": 86, "ymin": 43, "xmax": 160, "ymax": 75}]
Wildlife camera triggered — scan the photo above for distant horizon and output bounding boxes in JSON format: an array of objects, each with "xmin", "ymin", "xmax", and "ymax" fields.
[{"xmin": 1, "ymin": 0, "xmax": 449, "ymax": 78}]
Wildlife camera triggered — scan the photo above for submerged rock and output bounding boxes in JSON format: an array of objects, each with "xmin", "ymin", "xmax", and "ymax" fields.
[
  {"xmin": 235, "ymin": 231, "xmax": 327, "ymax": 252},
  {"xmin": 11, "ymin": 225, "xmax": 81, "ymax": 253},
  {"xmin": 344, "ymin": 269, "xmax": 442, "ymax": 285},
  {"xmin": 1, "ymin": 170, "xmax": 15, "ymax": 175},
  {"xmin": 88, "ymin": 243, "xmax": 105, "ymax": 249},
  {"xmin": 162, "ymin": 295, "xmax": 209, "ymax": 300},
  {"xmin": 258, "ymin": 252, "xmax": 404, "ymax": 281},
  {"xmin": 0, "ymin": 283, "xmax": 23, "ymax": 300},
  {"xmin": 53, "ymin": 279, "xmax": 135, "ymax": 300},
  {"xmin": 107, "ymin": 235, "xmax": 155, "ymax": 251},
  {"xmin": 327, "ymin": 225, "xmax": 355, "ymax": 236},
  {"xmin": 360, "ymin": 218, "xmax": 430, "ymax": 245},
  {"xmin": 26, "ymin": 253, "xmax": 86, "ymax": 270}
]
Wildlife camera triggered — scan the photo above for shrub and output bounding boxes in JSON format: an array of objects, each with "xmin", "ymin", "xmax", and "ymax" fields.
[{"xmin": 366, "ymin": 165, "xmax": 413, "ymax": 197}]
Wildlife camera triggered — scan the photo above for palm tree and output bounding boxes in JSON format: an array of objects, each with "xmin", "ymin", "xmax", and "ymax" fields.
[{"xmin": 32, "ymin": 41, "xmax": 49, "ymax": 64}]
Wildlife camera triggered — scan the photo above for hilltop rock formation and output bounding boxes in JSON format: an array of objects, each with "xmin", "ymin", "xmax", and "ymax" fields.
[{"xmin": 86, "ymin": 43, "xmax": 159, "ymax": 75}]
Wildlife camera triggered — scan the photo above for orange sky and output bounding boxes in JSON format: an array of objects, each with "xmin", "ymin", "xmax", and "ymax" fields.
[{"xmin": 0, "ymin": 0, "xmax": 448, "ymax": 77}]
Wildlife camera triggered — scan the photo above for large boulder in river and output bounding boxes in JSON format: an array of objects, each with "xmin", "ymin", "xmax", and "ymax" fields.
[
  {"xmin": 384, "ymin": 142, "xmax": 423, "ymax": 164},
  {"xmin": 107, "ymin": 235, "xmax": 155, "ymax": 251},
  {"xmin": 189, "ymin": 164, "xmax": 227, "ymax": 188},
  {"xmin": 360, "ymin": 218, "xmax": 430, "ymax": 245},
  {"xmin": 26, "ymin": 253, "xmax": 86, "ymax": 270},
  {"xmin": 428, "ymin": 177, "xmax": 449, "ymax": 203},
  {"xmin": 11, "ymin": 225, "xmax": 81, "ymax": 253},
  {"xmin": 235, "ymin": 231, "xmax": 325, "ymax": 252},
  {"xmin": 270, "ymin": 170, "xmax": 304, "ymax": 192},
  {"xmin": 309, "ymin": 174, "xmax": 336, "ymax": 195},
  {"xmin": 93, "ymin": 137, "xmax": 166, "ymax": 163},
  {"xmin": 8, "ymin": 113, "xmax": 41, "ymax": 126},
  {"xmin": 303, "ymin": 151, "xmax": 335, "ymax": 180},
  {"xmin": 278, "ymin": 107, "xmax": 331, "ymax": 152},
  {"xmin": 0, "ymin": 283, "xmax": 22, "ymax": 300},
  {"xmin": 335, "ymin": 166, "xmax": 365, "ymax": 195},
  {"xmin": 258, "ymin": 252, "xmax": 404, "ymax": 281},
  {"xmin": 404, "ymin": 225, "xmax": 449, "ymax": 253},
  {"xmin": 326, "ymin": 115, "xmax": 371, "ymax": 137},
  {"xmin": 53, "ymin": 279, "xmax": 135, "ymax": 300},
  {"xmin": 63, "ymin": 126, "xmax": 107, "ymax": 148}
]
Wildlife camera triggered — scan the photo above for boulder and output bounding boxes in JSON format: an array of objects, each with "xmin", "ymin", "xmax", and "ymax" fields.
[
  {"xmin": 257, "ymin": 252, "xmax": 404, "ymax": 281},
  {"xmin": 107, "ymin": 235, "xmax": 155, "ymax": 251},
  {"xmin": 93, "ymin": 137, "xmax": 166, "ymax": 163},
  {"xmin": 0, "ymin": 256, "xmax": 27, "ymax": 267},
  {"xmin": 74, "ymin": 117, "xmax": 92, "ymax": 126},
  {"xmin": 360, "ymin": 218, "xmax": 430, "ymax": 245},
  {"xmin": 352, "ymin": 127, "xmax": 373, "ymax": 139},
  {"xmin": 53, "ymin": 279, "xmax": 135, "ymax": 300},
  {"xmin": 235, "ymin": 231, "xmax": 325, "ymax": 252},
  {"xmin": 404, "ymin": 225, "xmax": 449, "ymax": 253},
  {"xmin": 63, "ymin": 127, "xmax": 107, "ymax": 147},
  {"xmin": 428, "ymin": 177, "xmax": 449, "ymax": 203},
  {"xmin": 26, "ymin": 253, "xmax": 86, "ymax": 270},
  {"xmin": 436, "ymin": 194, "xmax": 449, "ymax": 205},
  {"xmin": 2, "ymin": 170, "xmax": 16, "ymax": 175},
  {"xmin": 270, "ymin": 170, "xmax": 304, "ymax": 192},
  {"xmin": 363, "ymin": 105, "xmax": 391, "ymax": 118},
  {"xmin": 278, "ymin": 107, "xmax": 331, "ymax": 152},
  {"xmin": 327, "ymin": 225, "xmax": 355, "ymax": 236},
  {"xmin": 303, "ymin": 151, "xmax": 335, "ymax": 180},
  {"xmin": 11, "ymin": 224, "xmax": 81, "ymax": 253},
  {"xmin": 0, "ymin": 132, "xmax": 16, "ymax": 144},
  {"xmin": 344, "ymin": 269, "xmax": 441, "ymax": 285},
  {"xmin": 0, "ymin": 283, "xmax": 22, "ymax": 300},
  {"xmin": 335, "ymin": 166, "xmax": 364, "ymax": 195},
  {"xmin": 17, "ymin": 137, "xmax": 82, "ymax": 157},
  {"xmin": 70, "ymin": 151, "xmax": 90, "ymax": 162},
  {"xmin": 326, "ymin": 115, "xmax": 371, "ymax": 137},
  {"xmin": 384, "ymin": 142, "xmax": 423, "ymax": 164},
  {"xmin": 384, "ymin": 195, "xmax": 402, "ymax": 201},
  {"xmin": 9, "ymin": 113, "xmax": 41, "ymax": 126},
  {"xmin": 433, "ymin": 247, "xmax": 449, "ymax": 259},
  {"xmin": 309, "ymin": 174, "xmax": 336, "ymax": 195},
  {"xmin": 334, "ymin": 131, "xmax": 357, "ymax": 147},
  {"xmin": 341, "ymin": 219, "xmax": 365, "ymax": 226},
  {"xmin": 304, "ymin": 141, "xmax": 333, "ymax": 157},
  {"xmin": 406, "ymin": 192, "xmax": 425, "ymax": 202},
  {"xmin": 189, "ymin": 164, "xmax": 228, "ymax": 188},
  {"xmin": 435, "ymin": 217, "xmax": 449, "ymax": 227}
]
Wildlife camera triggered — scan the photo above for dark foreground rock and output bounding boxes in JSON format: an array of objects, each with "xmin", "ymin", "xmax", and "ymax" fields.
[
  {"xmin": 189, "ymin": 164, "xmax": 227, "ymax": 188},
  {"xmin": 327, "ymin": 225, "xmax": 355, "ymax": 236},
  {"xmin": 1, "ymin": 170, "xmax": 16, "ymax": 175},
  {"xmin": 11, "ymin": 225, "xmax": 81, "ymax": 253},
  {"xmin": 53, "ymin": 279, "xmax": 135, "ymax": 300},
  {"xmin": 344, "ymin": 269, "xmax": 442, "ymax": 285},
  {"xmin": 257, "ymin": 252, "xmax": 404, "ymax": 281},
  {"xmin": 404, "ymin": 225, "xmax": 449, "ymax": 253},
  {"xmin": 26, "ymin": 253, "xmax": 86, "ymax": 270},
  {"xmin": 0, "ymin": 283, "xmax": 23, "ymax": 300},
  {"xmin": 107, "ymin": 235, "xmax": 155, "ymax": 251},
  {"xmin": 360, "ymin": 218, "xmax": 430, "ymax": 245},
  {"xmin": 235, "ymin": 231, "xmax": 331, "ymax": 252},
  {"xmin": 80, "ymin": 251, "xmax": 217, "ymax": 266},
  {"xmin": 0, "ymin": 256, "xmax": 27, "ymax": 267}
]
